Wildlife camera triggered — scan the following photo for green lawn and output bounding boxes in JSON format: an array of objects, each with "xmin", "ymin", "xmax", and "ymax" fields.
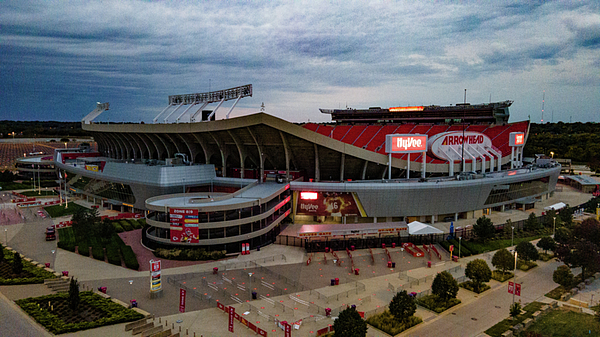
[
  {"xmin": 465, "ymin": 235, "xmax": 545, "ymax": 254},
  {"xmin": 0, "ymin": 182, "xmax": 34, "ymax": 190},
  {"xmin": 44, "ymin": 203, "xmax": 86, "ymax": 218},
  {"xmin": 525, "ymin": 309, "xmax": 600, "ymax": 337},
  {"xmin": 485, "ymin": 302, "xmax": 543, "ymax": 337},
  {"xmin": 20, "ymin": 190, "xmax": 57, "ymax": 197}
]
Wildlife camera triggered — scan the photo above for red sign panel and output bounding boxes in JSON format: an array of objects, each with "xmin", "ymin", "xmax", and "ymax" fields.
[
  {"xmin": 296, "ymin": 192, "xmax": 364, "ymax": 217},
  {"xmin": 508, "ymin": 281, "xmax": 514, "ymax": 294},
  {"xmin": 228, "ymin": 306, "xmax": 235, "ymax": 333},
  {"xmin": 515, "ymin": 283, "xmax": 521, "ymax": 296},
  {"xmin": 387, "ymin": 135, "xmax": 428, "ymax": 153},
  {"xmin": 179, "ymin": 288, "xmax": 186, "ymax": 313},
  {"xmin": 509, "ymin": 132, "xmax": 525, "ymax": 147},
  {"xmin": 285, "ymin": 322, "xmax": 291, "ymax": 337},
  {"xmin": 257, "ymin": 328, "xmax": 267, "ymax": 336},
  {"xmin": 170, "ymin": 208, "xmax": 199, "ymax": 243},
  {"xmin": 150, "ymin": 260, "xmax": 161, "ymax": 272}
]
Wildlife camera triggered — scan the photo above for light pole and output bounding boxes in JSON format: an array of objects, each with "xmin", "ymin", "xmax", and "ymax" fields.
[
  {"xmin": 4, "ymin": 228, "xmax": 7, "ymax": 245},
  {"xmin": 513, "ymin": 251, "xmax": 518, "ymax": 306},
  {"xmin": 249, "ymin": 272, "xmax": 254, "ymax": 299},
  {"xmin": 458, "ymin": 236, "xmax": 462, "ymax": 258},
  {"xmin": 553, "ymin": 217, "xmax": 556, "ymax": 237},
  {"xmin": 511, "ymin": 226, "xmax": 514, "ymax": 247}
]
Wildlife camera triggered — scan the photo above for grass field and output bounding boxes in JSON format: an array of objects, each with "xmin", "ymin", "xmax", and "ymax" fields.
[
  {"xmin": 43, "ymin": 203, "xmax": 86, "ymax": 218},
  {"xmin": 525, "ymin": 309, "xmax": 600, "ymax": 337},
  {"xmin": 20, "ymin": 189, "xmax": 57, "ymax": 197}
]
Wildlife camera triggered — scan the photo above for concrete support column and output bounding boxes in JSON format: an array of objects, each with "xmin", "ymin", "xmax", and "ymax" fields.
[{"xmin": 340, "ymin": 153, "xmax": 345, "ymax": 181}]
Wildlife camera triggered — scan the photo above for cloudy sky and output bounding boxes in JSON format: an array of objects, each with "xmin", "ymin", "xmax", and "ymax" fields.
[{"xmin": 1, "ymin": 0, "xmax": 599, "ymax": 124}]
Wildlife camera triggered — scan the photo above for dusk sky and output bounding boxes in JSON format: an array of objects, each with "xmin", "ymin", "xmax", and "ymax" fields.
[{"xmin": 1, "ymin": 0, "xmax": 599, "ymax": 124}]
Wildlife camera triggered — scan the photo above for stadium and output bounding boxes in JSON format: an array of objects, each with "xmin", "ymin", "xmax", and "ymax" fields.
[{"xmin": 54, "ymin": 84, "xmax": 561, "ymax": 253}]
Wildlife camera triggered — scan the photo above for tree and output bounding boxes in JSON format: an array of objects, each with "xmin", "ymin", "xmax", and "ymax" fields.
[
  {"xmin": 465, "ymin": 259, "xmax": 492, "ymax": 293},
  {"xmin": 557, "ymin": 240, "xmax": 600, "ymax": 281},
  {"xmin": 69, "ymin": 277, "xmax": 80, "ymax": 311},
  {"xmin": 492, "ymin": 248, "xmax": 514, "ymax": 273},
  {"xmin": 554, "ymin": 227, "xmax": 571, "ymax": 245},
  {"xmin": 389, "ymin": 290, "xmax": 416, "ymax": 323},
  {"xmin": 432, "ymin": 271, "xmax": 458, "ymax": 301},
  {"xmin": 536, "ymin": 236, "xmax": 556, "ymax": 254},
  {"xmin": 524, "ymin": 212, "xmax": 540, "ymax": 231},
  {"xmin": 552, "ymin": 265, "xmax": 573, "ymax": 288},
  {"xmin": 12, "ymin": 252, "xmax": 23, "ymax": 275},
  {"xmin": 333, "ymin": 306, "xmax": 367, "ymax": 337},
  {"xmin": 515, "ymin": 241, "xmax": 539, "ymax": 262},
  {"xmin": 473, "ymin": 216, "xmax": 495, "ymax": 241},
  {"xmin": 0, "ymin": 244, "xmax": 4, "ymax": 264},
  {"xmin": 510, "ymin": 302, "xmax": 522, "ymax": 318},
  {"xmin": 574, "ymin": 218, "xmax": 600, "ymax": 245},
  {"xmin": 544, "ymin": 209, "xmax": 557, "ymax": 228}
]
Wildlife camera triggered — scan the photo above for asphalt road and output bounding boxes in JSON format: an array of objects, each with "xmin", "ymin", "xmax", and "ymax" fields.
[
  {"xmin": 0, "ymin": 291, "xmax": 52, "ymax": 337},
  {"xmin": 405, "ymin": 258, "xmax": 562, "ymax": 337}
]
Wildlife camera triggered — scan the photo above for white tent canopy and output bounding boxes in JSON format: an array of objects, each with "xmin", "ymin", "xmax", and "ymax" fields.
[
  {"xmin": 544, "ymin": 202, "xmax": 566, "ymax": 211},
  {"xmin": 408, "ymin": 221, "xmax": 444, "ymax": 235}
]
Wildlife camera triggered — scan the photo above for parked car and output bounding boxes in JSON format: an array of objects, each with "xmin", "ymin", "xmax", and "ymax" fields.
[{"xmin": 45, "ymin": 226, "xmax": 56, "ymax": 241}]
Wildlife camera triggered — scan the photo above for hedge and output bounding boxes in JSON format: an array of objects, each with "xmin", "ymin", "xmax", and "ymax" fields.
[
  {"xmin": 448, "ymin": 239, "xmax": 472, "ymax": 257},
  {"xmin": 120, "ymin": 246, "xmax": 139, "ymax": 270},
  {"xmin": 106, "ymin": 245, "xmax": 121, "ymax": 266},
  {"xmin": 153, "ymin": 248, "xmax": 227, "ymax": 261},
  {"xmin": 78, "ymin": 244, "xmax": 90, "ymax": 257},
  {"xmin": 119, "ymin": 220, "xmax": 133, "ymax": 232},
  {"xmin": 112, "ymin": 223, "xmax": 124, "ymax": 233},
  {"xmin": 136, "ymin": 218, "xmax": 146, "ymax": 227},
  {"xmin": 91, "ymin": 246, "xmax": 104, "ymax": 261},
  {"xmin": 57, "ymin": 241, "xmax": 76, "ymax": 252},
  {"xmin": 127, "ymin": 220, "xmax": 141, "ymax": 230}
]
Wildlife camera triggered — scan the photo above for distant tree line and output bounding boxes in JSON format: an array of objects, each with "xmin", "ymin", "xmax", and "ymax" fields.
[
  {"xmin": 524, "ymin": 122, "xmax": 600, "ymax": 172},
  {"xmin": 0, "ymin": 121, "xmax": 90, "ymax": 138}
]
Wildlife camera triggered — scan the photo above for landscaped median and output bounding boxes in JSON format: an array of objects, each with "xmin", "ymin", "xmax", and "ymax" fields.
[
  {"xmin": 16, "ymin": 291, "xmax": 145, "ymax": 334},
  {"xmin": 484, "ymin": 301, "xmax": 545, "ymax": 337},
  {"xmin": 0, "ymin": 245, "xmax": 57, "ymax": 285}
]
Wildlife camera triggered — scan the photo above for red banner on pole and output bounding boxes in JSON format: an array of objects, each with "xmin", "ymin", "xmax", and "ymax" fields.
[
  {"xmin": 515, "ymin": 283, "xmax": 521, "ymax": 296},
  {"xmin": 179, "ymin": 288, "xmax": 186, "ymax": 313},
  {"xmin": 285, "ymin": 322, "xmax": 291, "ymax": 337},
  {"xmin": 508, "ymin": 281, "xmax": 514, "ymax": 294},
  {"xmin": 228, "ymin": 306, "xmax": 235, "ymax": 333}
]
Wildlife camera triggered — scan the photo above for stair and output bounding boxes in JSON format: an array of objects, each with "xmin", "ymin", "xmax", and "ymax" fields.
[{"xmin": 44, "ymin": 278, "xmax": 70, "ymax": 293}]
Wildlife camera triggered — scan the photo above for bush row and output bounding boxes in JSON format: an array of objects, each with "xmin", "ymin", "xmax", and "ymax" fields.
[
  {"xmin": 106, "ymin": 245, "xmax": 121, "ymax": 266},
  {"xmin": 111, "ymin": 219, "xmax": 142, "ymax": 233},
  {"xmin": 447, "ymin": 239, "xmax": 472, "ymax": 257},
  {"xmin": 366, "ymin": 310, "xmax": 422, "ymax": 336},
  {"xmin": 415, "ymin": 294, "xmax": 461, "ymax": 313},
  {"xmin": 153, "ymin": 248, "xmax": 226, "ymax": 261},
  {"xmin": 459, "ymin": 280, "xmax": 491, "ymax": 294},
  {"xmin": 120, "ymin": 246, "xmax": 139, "ymax": 270}
]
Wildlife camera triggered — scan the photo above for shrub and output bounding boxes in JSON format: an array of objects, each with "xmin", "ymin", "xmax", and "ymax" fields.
[
  {"xmin": 449, "ymin": 239, "xmax": 472, "ymax": 257},
  {"xmin": 510, "ymin": 302, "xmax": 522, "ymax": 317},
  {"xmin": 106, "ymin": 245, "xmax": 121, "ymax": 266},
  {"xmin": 78, "ymin": 244, "xmax": 90, "ymax": 257},
  {"xmin": 137, "ymin": 218, "xmax": 146, "ymax": 227},
  {"xmin": 120, "ymin": 221, "xmax": 133, "ymax": 232},
  {"xmin": 12, "ymin": 252, "xmax": 23, "ymax": 275},
  {"xmin": 120, "ymin": 246, "xmax": 139, "ymax": 270},
  {"xmin": 537, "ymin": 236, "xmax": 556, "ymax": 254},
  {"xmin": 130, "ymin": 220, "xmax": 143, "ymax": 230},
  {"xmin": 460, "ymin": 280, "xmax": 491, "ymax": 293},
  {"xmin": 491, "ymin": 270, "xmax": 514, "ymax": 282},
  {"xmin": 553, "ymin": 265, "xmax": 574, "ymax": 288},
  {"xmin": 69, "ymin": 277, "xmax": 80, "ymax": 310},
  {"xmin": 366, "ymin": 310, "xmax": 422, "ymax": 336},
  {"xmin": 416, "ymin": 294, "xmax": 461, "ymax": 313},
  {"xmin": 91, "ymin": 246, "xmax": 104, "ymax": 261},
  {"xmin": 0, "ymin": 244, "xmax": 5, "ymax": 264},
  {"xmin": 517, "ymin": 260, "xmax": 537, "ymax": 271},
  {"xmin": 112, "ymin": 223, "xmax": 124, "ymax": 233}
]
